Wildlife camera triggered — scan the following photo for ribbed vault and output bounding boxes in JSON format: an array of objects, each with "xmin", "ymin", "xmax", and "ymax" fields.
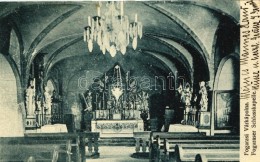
[{"xmin": 0, "ymin": 0, "xmax": 240, "ymax": 91}]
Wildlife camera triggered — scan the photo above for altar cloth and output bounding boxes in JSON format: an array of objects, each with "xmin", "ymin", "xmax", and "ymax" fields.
[
  {"xmin": 91, "ymin": 120, "xmax": 144, "ymax": 137},
  {"xmin": 168, "ymin": 124, "xmax": 198, "ymax": 132},
  {"xmin": 25, "ymin": 124, "xmax": 68, "ymax": 133}
]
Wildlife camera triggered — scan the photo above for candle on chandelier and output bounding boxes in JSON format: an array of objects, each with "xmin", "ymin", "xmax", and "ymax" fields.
[
  {"xmin": 96, "ymin": 19, "xmax": 99, "ymax": 29},
  {"xmin": 86, "ymin": 29, "xmax": 90, "ymax": 40},
  {"xmin": 135, "ymin": 14, "xmax": 138, "ymax": 22},
  {"xmin": 121, "ymin": 1, "xmax": 124, "ymax": 16},
  {"xmin": 84, "ymin": 30, "xmax": 86, "ymax": 42},
  {"xmin": 97, "ymin": 5, "xmax": 101, "ymax": 16},
  {"xmin": 88, "ymin": 16, "xmax": 91, "ymax": 27}
]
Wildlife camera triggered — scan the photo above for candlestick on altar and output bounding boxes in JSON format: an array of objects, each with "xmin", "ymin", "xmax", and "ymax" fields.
[
  {"xmin": 96, "ymin": 93, "xmax": 99, "ymax": 110},
  {"xmin": 135, "ymin": 14, "xmax": 137, "ymax": 23},
  {"xmin": 132, "ymin": 104, "xmax": 135, "ymax": 119},
  {"xmin": 103, "ymin": 92, "xmax": 105, "ymax": 110},
  {"xmin": 104, "ymin": 73, "xmax": 107, "ymax": 90}
]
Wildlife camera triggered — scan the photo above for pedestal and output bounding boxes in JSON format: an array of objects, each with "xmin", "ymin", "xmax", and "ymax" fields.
[
  {"xmin": 45, "ymin": 114, "xmax": 52, "ymax": 124},
  {"xmin": 168, "ymin": 124, "xmax": 198, "ymax": 132},
  {"xmin": 95, "ymin": 110, "xmax": 109, "ymax": 119},
  {"xmin": 124, "ymin": 110, "xmax": 141, "ymax": 119},
  {"xmin": 113, "ymin": 113, "xmax": 121, "ymax": 120},
  {"xmin": 199, "ymin": 111, "xmax": 210, "ymax": 127},
  {"xmin": 25, "ymin": 116, "xmax": 37, "ymax": 130},
  {"xmin": 164, "ymin": 109, "xmax": 174, "ymax": 132}
]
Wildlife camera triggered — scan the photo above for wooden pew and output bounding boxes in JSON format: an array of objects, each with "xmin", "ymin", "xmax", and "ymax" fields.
[
  {"xmin": 174, "ymin": 143, "xmax": 239, "ymax": 162},
  {"xmin": 0, "ymin": 143, "xmax": 60, "ymax": 162},
  {"xmin": 25, "ymin": 132, "xmax": 100, "ymax": 162},
  {"xmin": 0, "ymin": 135, "xmax": 75, "ymax": 162},
  {"xmin": 24, "ymin": 133, "xmax": 80, "ymax": 162},
  {"xmin": 165, "ymin": 135, "xmax": 239, "ymax": 153},
  {"xmin": 195, "ymin": 153, "xmax": 239, "ymax": 162},
  {"xmin": 150, "ymin": 132, "xmax": 175, "ymax": 162},
  {"xmin": 0, "ymin": 132, "xmax": 100, "ymax": 162},
  {"xmin": 149, "ymin": 132, "xmax": 204, "ymax": 162}
]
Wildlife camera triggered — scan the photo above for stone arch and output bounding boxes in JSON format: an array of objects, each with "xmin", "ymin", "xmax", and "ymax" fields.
[
  {"xmin": 0, "ymin": 53, "xmax": 24, "ymax": 136},
  {"xmin": 144, "ymin": 2, "xmax": 210, "ymax": 61},
  {"xmin": 166, "ymin": 1, "xmax": 239, "ymax": 24},
  {"xmin": 144, "ymin": 33, "xmax": 210, "ymax": 85},
  {"xmin": 210, "ymin": 53, "xmax": 239, "ymax": 135},
  {"xmin": 44, "ymin": 37, "xmax": 82, "ymax": 75},
  {"xmin": 213, "ymin": 53, "xmax": 239, "ymax": 91},
  {"xmin": 25, "ymin": 7, "xmax": 83, "ymax": 86},
  {"xmin": 25, "ymin": 5, "xmax": 82, "ymax": 61}
]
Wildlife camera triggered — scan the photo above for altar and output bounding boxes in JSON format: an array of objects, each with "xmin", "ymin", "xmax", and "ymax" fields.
[
  {"xmin": 91, "ymin": 120, "xmax": 144, "ymax": 137},
  {"xmin": 81, "ymin": 65, "xmax": 149, "ymax": 137}
]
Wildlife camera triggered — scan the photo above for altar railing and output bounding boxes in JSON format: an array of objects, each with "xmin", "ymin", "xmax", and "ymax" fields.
[{"xmin": 133, "ymin": 131, "xmax": 151, "ymax": 154}]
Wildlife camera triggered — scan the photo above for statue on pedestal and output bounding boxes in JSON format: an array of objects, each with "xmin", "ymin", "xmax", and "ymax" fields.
[
  {"xmin": 44, "ymin": 86, "xmax": 52, "ymax": 115},
  {"xmin": 178, "ymin": 83, "xmax": 192, "ymax": 107},
  {"xmin": 26, "ymin": 80, "xmax": 36, "ymax": 117},
  {"xmin": 177, "ymin": 83, "xmax": 193, "ymax": 124},
  {"xmin": 199, "ymin": 81, "xmax": 208, "ymax": 111},
  {"xmin": 140, "ymin": 91, "xmax": 149, "ymax": 111},
  {"xmin": 107, "ymin": 100, "xmax": 111, "ymax": 109},
  {"xmin": 84, "ymin": 91, "xmax": 93, "ymax": 112},
  {"xmin": 184, "ymin": 83, "xmax": 192, "ymax": 108},
  {"xmin": 37, "ymin": 70, "xmax": 44, "ymax": 98}
]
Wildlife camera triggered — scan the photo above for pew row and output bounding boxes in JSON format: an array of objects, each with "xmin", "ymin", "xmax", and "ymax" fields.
[
  {"xmin": 195, "ymin": 152, "xmax": 239, "ymax": 162},
  {"xmin": 25, "ymin": 132, "xmax": 100, "ymax": 161},
  {"xmin": 165, "ymin": 136, "xmax": 239, "ymax": 162},
  {"xmin": 0, "ymin": 135, "xmax": 76, "ymax": 162},
  {"xmin": 0, "ymin": 132, "xmax": 100, "ymax": 162},
  {"xmin": 0, "ymin": 144, "xmax": 60, "ymax": 162},
  {"xmin": 174, "ymin": 143, "xmax": 239, "ymax": 162},
  {"xmin": 25, "ymin": 133, "xmax": 81, "ymax": 162},
  {"xmin": 149, "ymin": 132, "xmax": 204, "ymax": 162}
]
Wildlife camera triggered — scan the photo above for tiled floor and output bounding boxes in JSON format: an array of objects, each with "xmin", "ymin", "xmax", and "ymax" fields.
[{"xmin": 87, "ymin": 146, "xmax": 149, "ymax": 162}]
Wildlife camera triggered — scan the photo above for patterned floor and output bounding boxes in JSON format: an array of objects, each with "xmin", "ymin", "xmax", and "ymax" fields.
[{"xmin": 87, "ymin": 146, "xmax": 149, "ymax": 162}]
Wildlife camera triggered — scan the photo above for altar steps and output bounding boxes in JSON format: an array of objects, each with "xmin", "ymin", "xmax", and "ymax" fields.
[{"xmin": 99, "ymin": 137, "xmax": 136, "ymax": 146}]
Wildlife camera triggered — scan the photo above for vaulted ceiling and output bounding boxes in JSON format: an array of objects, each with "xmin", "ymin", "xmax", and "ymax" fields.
[{"xmin": 0, "ymin": 0, "xmax": 239, "ymax": 90}]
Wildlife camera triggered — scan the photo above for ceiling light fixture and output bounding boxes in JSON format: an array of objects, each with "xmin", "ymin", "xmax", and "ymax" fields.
[{"xmin": 84, "ymin": 1, "xmax": 143, "ymax": 57}]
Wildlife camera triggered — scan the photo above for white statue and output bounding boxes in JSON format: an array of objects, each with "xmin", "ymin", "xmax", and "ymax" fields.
[
  {"xmin": 26, "ymin": 80, "xmax": 35, "ymax": 116},
  {"xmin": 199, "ymin": 81, "xmax": 208, "ymax": 111},
  {"xmin": 177, "ymin": 84, "xmax": 183, "ymax": 94},
  {"xmin": 178, "ymin": 84, "xmax": 185, "ymax": 104},
  {"xmin": 44, "ymin": 86, "xmax": 52, "ymax": 114},
  {"xmin": 141, "ymin": 91, "xmax": 149, "ymax": 111},
  {"xmin": 184, "ymin": 83, "xmax": 192, "ymax": 106},
  {"xmin": 84, "ymin": 91, "xmax": 92, "ymax": 111},
  {"xmin": 178, "ymin": 83, "xmax": 192, "ymax": 106}
]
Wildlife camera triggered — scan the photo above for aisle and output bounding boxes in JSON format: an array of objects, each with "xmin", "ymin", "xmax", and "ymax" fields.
[{"xmin": 87, "ymin": 146, "xmax": 149, "ymax": 162}]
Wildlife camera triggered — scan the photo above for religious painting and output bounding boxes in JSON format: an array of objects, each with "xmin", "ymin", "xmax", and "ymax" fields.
[{"xmin": 214, "ymin": 90, "xmax": 239, "ymax": 130}]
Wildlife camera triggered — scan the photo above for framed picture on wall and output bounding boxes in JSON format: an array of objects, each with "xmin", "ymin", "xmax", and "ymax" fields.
[{"xmin": 214, "ymin": 90, "xmax": 239, "ymax": 130}]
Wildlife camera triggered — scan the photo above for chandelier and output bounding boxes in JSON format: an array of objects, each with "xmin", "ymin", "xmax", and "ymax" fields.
[{"xmin": 83, "ymin": 1, "xmax": 143, "ymax": 57}]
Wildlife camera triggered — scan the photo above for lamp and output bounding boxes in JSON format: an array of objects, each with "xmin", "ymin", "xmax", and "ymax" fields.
[
  {"xmin": 111, "ymin": 65, "xmax": 124, "ymax": 101},
  {"xmin": 84, "ymin": 1, "xmax": 143, "ymax": 57}
]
